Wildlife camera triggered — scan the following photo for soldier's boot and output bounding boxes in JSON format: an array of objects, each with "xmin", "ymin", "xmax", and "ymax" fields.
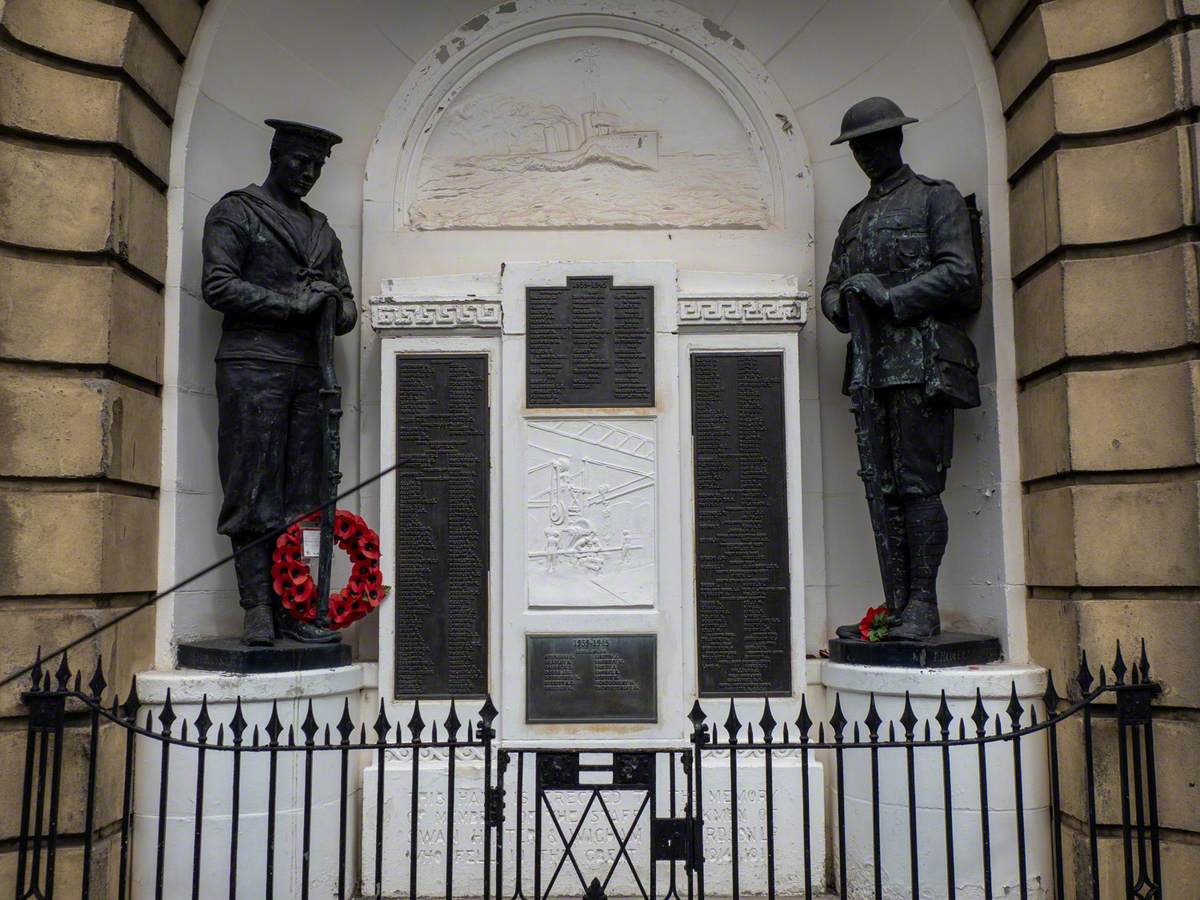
[
  {"xmin": 890, "ymin": 495, "xmax": 947, "ymax": 640},
  {"xmin": 234, "ymin": 536, "xmax": 277, "ymax": 646},
  {"xmin": 274, "ymin": 607, "xmax": 341, "ymax": 644}
]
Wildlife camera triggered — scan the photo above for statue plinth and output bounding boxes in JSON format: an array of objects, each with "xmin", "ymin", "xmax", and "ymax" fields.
[
  {"xmin": 827, "ymin": 631, "xmax": 1001, "ymax": 668},
  {"xmin": 177, "ymin": 637, "xmax": 351, "ymax": 674}
]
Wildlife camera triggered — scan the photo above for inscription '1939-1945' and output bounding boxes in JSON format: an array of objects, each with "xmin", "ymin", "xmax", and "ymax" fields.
[
  {"xmin": 692, "ymin": 353, "xmax": 792, "ymax": 696},
  {"xmin": 526, "ymin": 276, "xmax": 654, "ymax": 408},
  {"xmin": 394, "ymin": 355, "xmax": 489, "ymax": 699}
]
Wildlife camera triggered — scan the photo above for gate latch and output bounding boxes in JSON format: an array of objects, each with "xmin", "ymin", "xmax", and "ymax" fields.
[{"xmin": 651, "ymin": 817, "xmax": 691, "ymax": 861}]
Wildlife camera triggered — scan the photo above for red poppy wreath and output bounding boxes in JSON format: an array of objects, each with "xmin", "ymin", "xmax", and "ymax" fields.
[{"xmin": 271, "ymin": 510, "xmax": 384, "ymax": 630}]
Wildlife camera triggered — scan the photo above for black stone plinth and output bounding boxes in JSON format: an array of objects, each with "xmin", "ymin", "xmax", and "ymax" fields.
[
  {"xmin": 177, "ymin": 638, "xmax": 351, "ymax": 674},
  {"xmin": 828, "ymin": 631, "xmax": 1002, "ymax": 668}
]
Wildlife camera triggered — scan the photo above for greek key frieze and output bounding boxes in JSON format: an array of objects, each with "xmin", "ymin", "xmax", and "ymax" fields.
[
  {"xmin": 370, "ymin": 300, "xmax": 503, "ymax": 330},
  {"xmin": 677, "ymin": 297, "xmax": 807, "ymax": 325}
]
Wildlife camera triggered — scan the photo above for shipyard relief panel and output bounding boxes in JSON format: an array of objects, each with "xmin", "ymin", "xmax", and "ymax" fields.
[
  {"xmin": 525, "ymin": 418, "xmax": 656, "ymax": 608},
  {"xmin": 406, "ymin": 36, "xmax": 771, "ymax": 229}
]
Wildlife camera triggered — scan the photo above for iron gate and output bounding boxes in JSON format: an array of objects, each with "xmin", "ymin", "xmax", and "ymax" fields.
[{"xmin": 14, "ymin": 641, "xmax": 1164, "ymax": 899}]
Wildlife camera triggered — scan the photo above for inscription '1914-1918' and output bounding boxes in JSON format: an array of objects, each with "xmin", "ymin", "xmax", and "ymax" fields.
[
  {"xmin": 526, "ymin": 276, "xmax": 654, "ymax": 408},
  {"xmin": 394, "ymin": 355, "xmax": 489, "ymax": 698},
  {"xmin": 692, "ymin": 353, "xmax": 792, "ymax": 696}
]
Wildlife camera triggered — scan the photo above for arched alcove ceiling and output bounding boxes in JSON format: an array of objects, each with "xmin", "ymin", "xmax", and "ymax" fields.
[{"xmin": 365, "ymin": 0, "xmax": 813, "ymax": 234}]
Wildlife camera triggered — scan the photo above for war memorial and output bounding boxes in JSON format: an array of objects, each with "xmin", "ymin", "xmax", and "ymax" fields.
[{"xmin": 1, "ymin": 2, "xmax": 1195, "ymax": 897}]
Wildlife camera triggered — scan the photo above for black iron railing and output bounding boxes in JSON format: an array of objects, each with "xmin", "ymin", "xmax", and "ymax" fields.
[{"xmin": 14, "ymin": 641, "xmax": 1163, "ymax": 899}]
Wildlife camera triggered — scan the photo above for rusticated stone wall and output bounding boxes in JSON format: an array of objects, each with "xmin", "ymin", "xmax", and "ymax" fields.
[
  {"xmin": 977, "ymin": 0, "xmax": 1200, "ymax": 892},
  {"xmin": 0, "ymin": 0, "xmax": 202, "ymax": 894}
]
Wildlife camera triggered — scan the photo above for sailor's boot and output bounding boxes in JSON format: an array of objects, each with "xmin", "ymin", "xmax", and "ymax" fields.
[
  {"xmin": 233, "ymin": 535, "xmax": 277, "ymax": 646},
  {"xmin": 889, "ymin": 495, "xmax": 947, "ymax": 641},
  {"xmin": 274, "ymin": 608, "xmax": 341, "ymax": 644}
]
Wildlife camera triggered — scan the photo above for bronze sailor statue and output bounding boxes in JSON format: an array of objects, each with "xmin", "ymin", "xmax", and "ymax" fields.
[
  {"xmin": 823, "ymin": 98, "xmax": 982, "ymax": 641},
  {"xmin": 202, "ymin": 119, "xmax": 358, "ymax": 646}
]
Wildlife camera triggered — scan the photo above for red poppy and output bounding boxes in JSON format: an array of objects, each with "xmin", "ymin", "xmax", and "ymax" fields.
[{"xmin": 859, "ymin": 606, "xmax": 891, "ymax": 642}]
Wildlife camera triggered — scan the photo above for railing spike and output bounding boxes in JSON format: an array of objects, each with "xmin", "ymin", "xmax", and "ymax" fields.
[
  {"xmin": 120, "ymin": 677, "xmax": 141, "ymax": 721},
  {"xmin": 408, "ymin": 699, "xmax": 426, "ymax": 740},
  {"xmin": 324, "ymin": 723, "xmax": 331, "ymax": 746},
  {"xmin": 373, "ymin": 699, "xmax": 390, "ymax": 741},
  {"xmin": 1098, "ymin": 665, "xmax": 1107, "ymax": 687},
  {"xmin": 88, "ymin": 655, "xmax": 107, "ymax": 700},
  {"xmin": 287, "ymin": 724, "xmax": 296, "ymax": 748},
  {"xmin": 970, "ymin": 688, "xmax": 988, "ymax": 735},
  {"xmin": 1138, "ymin": 638, "xmax": 1151, "ymax": 681},
  {"xmin": 935, "ymin": 690, "xmax": 953, "ymax": 735},
  {"xmin": 73, "ymin": 669, "xmax": 82, "ymax": 693},
  {"xmin": 1006, "ymin": 683, "xmax": 1024, "ymax": 730},
  {"xmin": 899, "ymin": 691, "xmax": 918, "ymax": 739},
  {"xmin": 159, "ymin": 688, "xmax": 177, "ymax": 735},
  {"xmin": 1042, "ymin": 672, "xmax": 1059, "ymax": 714},
  {"xmin": 796, "ymin": 695, "xmax": 812, "ymax": 742},
  {"xmin": 829, "ymin": 693, "xmax": 847, "ymax": 741},
  {"xmin": 252, "ymin": 724, "xmax": 261, "ymax": 748},
  {"xmin": 229, "ymin": 697, "xmax": 247, "ymax": 743},
  {"xmin": 217, "ymin": 722, "xmax": 225, "ymax": 748},
  {"xmin": 1112, "ymin": 640, "xmax": 1127, "ymax": 685},
  {"xmin": 301, "ymin": 699, "xmax": 319, "ymax": 745},
  {"xmin": 444, "ymin": 698, "xmax": 462, "ymax": 743},
  {"xmin": 1077, "ymin": 649, "xmax": 1094, "ymax": 695},
  {"xmin": 337, "ymin": 698, "xmax": 356, "ymax": 744},
  {"xmin": 478, "ymin": 694, "xmax": 498, "ymax": 729},
  {"xmin": 722, "ymin": 698, "xmax": 741, "ymax": 744},
  {"xmin": 266, "ymin": 700, "xmax": 284, "ymax": 745},
  {"xmin": 194, "ymin": 695, "xmax": 213, "ymax": 743},
  {"xmin": 759, "ymin": 696, "xmax": 777, "ymax": 742},
  {"xmin": 864, "ymin": 693, "xmax": 882, "ymax": 739},
  {"xmin": 30, "ymin": 645, "xmax": 43, "ymax": 689},
  {"xmin": 55, "ymin": 650, "xmax": 71, "ymax": 690}
]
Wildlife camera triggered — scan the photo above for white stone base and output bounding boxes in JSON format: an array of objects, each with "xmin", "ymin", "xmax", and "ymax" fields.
[
  {"xmin": 363, "ymin": 750, "xmax": 823, "ymax": 897},
  {"xmin": 131, "ymin": 665, "xmax": 366, "ymax": 900},
  {"xmin": 821, "ymin": 661, "xmax": 1049, "ymax": 900}
]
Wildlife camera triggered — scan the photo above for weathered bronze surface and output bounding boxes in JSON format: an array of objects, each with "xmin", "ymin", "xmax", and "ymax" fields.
[
  {"xmin": 692, "ymin": 353, "xmax": 792, "ymax": 696},
  {"xmin": 821, "ymin": 97, "xmax": 982, "ymax": 644},
  {"xmin": 526, "ymin": 276, "xmax": 654, "ymax": 408},
  {"xmin": 394, "ymin": 355, "xmax": 489, "ymax": 698},
  {"xmin": 526, "ymin": 634, "xmax": 657, "ymax": 723},
  {"xmin": 201, "ymin": 119, "xmax": 357, "ymax": 647}
]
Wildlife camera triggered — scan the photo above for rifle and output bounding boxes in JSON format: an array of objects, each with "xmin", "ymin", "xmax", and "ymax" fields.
[
  {"xmin": 845, "ymin": 287, "xmax": 906, "ymax": 614},
  {"xmin": 314, "ymin": 293, "xmax": 343, "ymax": 629}
]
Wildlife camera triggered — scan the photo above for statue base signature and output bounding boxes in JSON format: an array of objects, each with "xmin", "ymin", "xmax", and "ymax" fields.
[{"xmin": 828, "ymin": 631, "xmax": 1001, "ymax": 668}]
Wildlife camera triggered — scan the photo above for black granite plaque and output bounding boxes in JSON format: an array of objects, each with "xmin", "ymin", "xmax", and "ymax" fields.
[
  {"xmin": 526, "ymin": 276, "xmax": 654, "ymax": 408},
  {"xmin": 526, "ymin": 634, "xmax": 657, "ymax": 723},
  {"xmin": 692, "ymin": 353, "xmax": 792, "ymax": 696},
  {"xmin": 394, "ymin": 355, "xmax": 489, "ymax": 698}
]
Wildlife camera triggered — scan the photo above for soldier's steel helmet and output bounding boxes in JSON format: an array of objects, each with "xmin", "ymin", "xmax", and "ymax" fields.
[{"xmin": 831, "ymin": 97, "xmax": 918, "ymax": 145}]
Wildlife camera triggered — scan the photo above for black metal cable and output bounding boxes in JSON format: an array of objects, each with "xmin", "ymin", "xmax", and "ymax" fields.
[{"xmin": 0, "ymin": 458, "xmax": 410, "ymax": 690}]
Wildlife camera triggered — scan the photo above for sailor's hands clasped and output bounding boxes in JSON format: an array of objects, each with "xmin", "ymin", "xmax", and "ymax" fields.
[{"xmin": 297, "ymin": 280, "xmax": 343, "ymax": 317}]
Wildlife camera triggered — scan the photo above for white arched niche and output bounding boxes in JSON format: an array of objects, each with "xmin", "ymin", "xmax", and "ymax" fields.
[{"xmin": 158, "ymin": 0, "xmax": 1023, "ymax": 671}]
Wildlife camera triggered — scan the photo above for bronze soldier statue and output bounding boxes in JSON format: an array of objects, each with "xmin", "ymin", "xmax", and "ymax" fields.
[
  {"xmin": 823, "ymin": 98, "xmax": 981, "ymax": 641},
  {"xmin": 202, "ymin": 120, "xmax": 358, "ymax": 646}
]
